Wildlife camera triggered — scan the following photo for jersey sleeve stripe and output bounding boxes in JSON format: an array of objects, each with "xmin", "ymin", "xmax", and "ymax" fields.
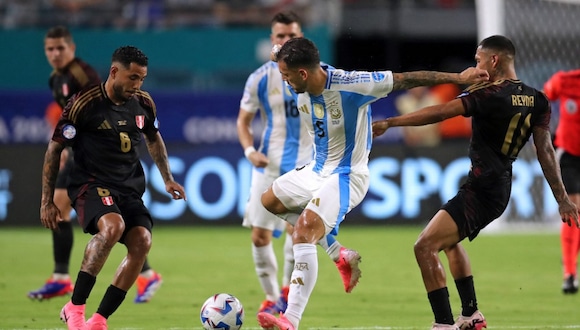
[
  {"xmin": 69, "ymin": 85, "xmax": 102, "ymax": 123},
  {"xmin": 69, "ymin": 62, "xmax": 90, "ymax": 87}
]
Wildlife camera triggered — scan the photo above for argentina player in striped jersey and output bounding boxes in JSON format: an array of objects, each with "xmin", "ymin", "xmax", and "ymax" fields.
[
  {"xmin": 256, "ymin": 37, "xmax": 489, "ymax": 330},
  {"xmin": 237, "ymin": 12, "xmax": 362, "ymax": 316}
]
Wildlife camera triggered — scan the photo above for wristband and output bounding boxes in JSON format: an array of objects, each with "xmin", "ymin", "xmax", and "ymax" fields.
[{"xmin": 244, "ymin": 146, "xmax": 256, "ymax": 159}]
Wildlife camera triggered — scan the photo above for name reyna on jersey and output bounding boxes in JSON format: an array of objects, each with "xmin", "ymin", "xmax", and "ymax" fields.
[{"xmin": 512, "ymin": 95, "xmax": 534, "ymax": 107}]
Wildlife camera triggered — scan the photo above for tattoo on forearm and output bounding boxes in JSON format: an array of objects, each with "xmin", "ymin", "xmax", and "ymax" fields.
[
  {"xmin": 146, "ymin": 136, "xmax": 173, "ymax": 183},
  {"xmin": 393, "ymin": 71, "xmax": 457, "ymax": 90},
  {"xmin": 41, "ymin": 142, "xmax": 64, "ymax": 202}
]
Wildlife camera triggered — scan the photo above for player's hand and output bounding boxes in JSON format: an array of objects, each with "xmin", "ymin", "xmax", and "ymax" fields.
[
  {"xmin": 40, "ymin": 202, "xmax": 62, "ymax": 231},
  {"xmin": 248, "ymin": 151, "xmax": 269, "ymax": 168},
  {"xmin": 458, "ymin": 67, "xmax": 489, "ymax": 84},
  {"xmin": 372, "ymin": 119, "xmax": 390, "ymax": 138},
  {"xmin": 271, "ymin": 44, "xmax": 282, "ymax": 62},
  {"xmin": 559, "ymin": 199, "xmax": 580, "ymax": 228},
  {"xmin": 166, "ymin": 181, "xmax": 187, "ymax": 201}
]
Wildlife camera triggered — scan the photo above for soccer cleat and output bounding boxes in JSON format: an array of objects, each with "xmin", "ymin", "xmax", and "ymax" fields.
[
  {"xmin": 431, "ymin": 323, "xmax": 460, "ymax": 330},
  {"xmin": 134, "ymin": 270, "xmax": 163, "ymax": 303},
  {"xmin": 258, "ymin": 300, "xmax": 279, "ymax": 315},
  {"xmin": 454, "ymin": 310, "xmax": 487, "ymax": 330},
  {"xmin": 60, "ymin": 301, "xmax": 87, "ymax": 330},
  {"xmin": 86, "ymin": 313, "xmax": 107, "ymax": 330},
  {"xmin": 275, "ymin": 286, "xmax": 289, "ymax": 313},
  {"xmin": 334, "ymin": 247, "xmax": 362, "ymax": 293},
  {"xmin": 257, "ymin": 312, "xmax": 295, "ymax": 330},
  {"xmin": 562, "ymin": 274, "xmax": 579, "ymax": 294},
  {"xmin": 28, "ymin": 277, "xmax": 73, "ymax": 301}
]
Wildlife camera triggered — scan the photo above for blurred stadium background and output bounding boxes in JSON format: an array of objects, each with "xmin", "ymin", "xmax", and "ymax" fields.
[{"xmin": 0, "ymin": 0, "xmax": 579, "ymax": 228}]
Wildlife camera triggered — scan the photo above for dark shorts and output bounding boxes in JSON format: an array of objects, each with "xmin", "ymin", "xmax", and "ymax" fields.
[
  {"xmin": 560, "ymin": 151, "xmax": 580, "ymax": 194},
  {"xmin": 55, "ymin": 156, "xmax": 74, "ymax": 189},
  {"xmin": 442, "ymin": 176, "xmax": 511, "ymax": 241},
  {"xmin": 69, "ymin": 183, "xmax": 152, "ymax": 242}
]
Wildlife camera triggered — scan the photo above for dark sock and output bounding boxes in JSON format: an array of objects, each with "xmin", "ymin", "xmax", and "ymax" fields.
[
  {"xmin": 141, "ymin": 258, "xmax": 151, "ymax": 273},
  {"xmin": 53, "ymin": 221, "xmax": 74, "ymax": 274},
  {"xmin": 455, "ymin": 275, "xmax": 478, "ymax": 316},
  {"xmin": 96, "ymin": 285, "xmax": 127, "ymax": 319},
  {"xmin": 428, "ymin": 287, "xmax": 454, "ymax": 325},
  {"xmin": 71, "ymin": 271, "xmax": 96, "ymax": 305}
]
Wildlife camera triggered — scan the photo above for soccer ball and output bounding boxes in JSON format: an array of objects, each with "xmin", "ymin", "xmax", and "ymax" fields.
[{"xmin": 200, "ymin": 293, "xmax": 244, "ymax": 330}]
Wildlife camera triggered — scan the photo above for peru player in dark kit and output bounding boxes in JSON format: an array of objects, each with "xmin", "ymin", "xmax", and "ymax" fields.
[
  {"xmin": 372, "ymin": 35, "xmax": 579, "ymax": 330},
  {"xmin": 40, "ymin": 46, "xmax": 186, "ymax": 330}
]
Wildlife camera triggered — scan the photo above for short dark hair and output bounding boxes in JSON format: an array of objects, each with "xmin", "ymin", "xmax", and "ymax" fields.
[
  {"xmin": 271, "ymin": 11, "xmax": 301, "ymax": 26},
  {"xmin": 112, "ymin": 46, "xmax": 148, "ymax": 68},
  {"xmin": 276, "ymin": 37, "xmax": 319, "ymax": 69},
  {"xmin": 479, "ymin": 35, "xmax": 516, "ymax": 58},
  {"xmin": 45, "ymin": 26, "xmax": 73, "ymax": 43}
]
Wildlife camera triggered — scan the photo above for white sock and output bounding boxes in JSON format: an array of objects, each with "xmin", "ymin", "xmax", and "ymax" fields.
[
  {"xmin": 317, "ymin": 235, "xmax": 342, "ymax": 262},
  {"xmin": 282, "ymin": 232, "xmax": 294, "ymax": 287},
  {"xmin": 253, "ymin": 242, "xmax": 280, "ymax": 302},
  {"xmin": 285, "ymin": 243, "xmax": 317, "ymax": 328}
]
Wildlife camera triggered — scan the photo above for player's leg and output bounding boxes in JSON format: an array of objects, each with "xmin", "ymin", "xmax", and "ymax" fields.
[
  {"xmin": 29, "ymin": 154, "xmax": 75, "ymax": 300},
  {"xmin": 445, "ymin": 243, "xmax": 486, "ymax": 330},
  {"xmin": 61, "ymin": 207, "xmax": 124, "ymax": 330},
  {"xmin": 88, "ymin": 213, "xmax": 152, "ymax": 328},
  {"xmin": 559, "ymin": 152, "xmax": 580, "ymax": 294},
  {"xmin": 414, "ymin": 210, "xmax": 461, "ymax": 328},
  {"xmin": 244, "ymin": 170, "xmax": 286, "ymax": 313}
]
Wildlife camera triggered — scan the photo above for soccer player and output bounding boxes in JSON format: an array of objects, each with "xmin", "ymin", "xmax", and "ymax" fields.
[
  {"xmin": 238, "ymin": 11, "xmax": 362, "ymax": 315},
  {"xmin": 30, "ymin": 26, "xmax": 164, "ymax": 305},
  {"xmin": 256, "ymin": 37, "xmax": 489, "ymax": 330},
  {"xmin": 40, "ymin": 46, "xmax": 186, "ymax": 330},
  {"xmin": 372, "ymin": 35, "xmax": 580, "ymax": 330},
  {"xmin": 544, "ymin": 69, "xmax": 580, "ymax": 294}
]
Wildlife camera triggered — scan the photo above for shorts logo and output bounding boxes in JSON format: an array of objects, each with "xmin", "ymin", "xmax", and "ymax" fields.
[
  {"xmin": 135, "ymin": 115, "xmax": 145, "ymax": 129},
  {"xmin": 101, "ymin": 196, "xmax": 114, "ymax": 206},
  {"xmin": 62, "ymin": 125, "xmax": 76, "ymax": 139},
  {"xmin": 372, "ymin": 72, "xmax": 385, "ymax": 82}
]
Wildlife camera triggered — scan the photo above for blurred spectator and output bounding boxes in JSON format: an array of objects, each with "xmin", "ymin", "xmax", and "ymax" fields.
[
  {"xmin": 432, "ymin": 83, "xmax": 472, "ymax": 139},
  {"xmin": 395, "ymin": 86, "xmax": 441, "ymax": 147}
]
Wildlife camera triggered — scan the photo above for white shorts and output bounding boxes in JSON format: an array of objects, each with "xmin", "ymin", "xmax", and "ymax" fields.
[
  {"xmin": 242, "ymin": 168, "xmax": 287, "ymax": 236},
  {"xmin": 272, "ymin": 162, "xmax": 369, "ymax": 236}
]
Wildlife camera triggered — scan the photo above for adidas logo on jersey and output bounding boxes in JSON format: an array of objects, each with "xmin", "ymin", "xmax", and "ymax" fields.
[{"xmin": 98, "ymin": 120, "xmax": 112, "ymax": 129}]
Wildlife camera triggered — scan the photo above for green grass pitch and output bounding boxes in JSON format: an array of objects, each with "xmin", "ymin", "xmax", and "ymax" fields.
[{"xmin": 0, "ymin": 224, "xmax": 579, "ymax": 329}]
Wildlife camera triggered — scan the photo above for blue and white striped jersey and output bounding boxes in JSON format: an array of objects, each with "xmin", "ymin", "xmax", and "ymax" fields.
[
  {"xmin": 240, "ymin": 61, "xmax": 313, "ymax": 177},
  {"xmin": 294, "ymin": 67, "xmax": 394, "ymax": 176}
]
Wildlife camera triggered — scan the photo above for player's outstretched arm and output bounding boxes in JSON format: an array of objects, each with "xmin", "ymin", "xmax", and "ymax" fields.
[
  {"xmin": 40, "ymin": 140, "xmax": 65, "ymax": 230},
  {"xmin": 533, "ymin": 126, "xmax": 580, "ymax": 227},
  {"xmin": 392, "ymin": 67, "xmax": 489, "ymax": 91},
  {"xmin": 145, "ymin": 132, "xmax": 187, "ymax": 201},
  {"xmin": 372, "ymin": 99, "xmax": 465, "ymax": 138}
]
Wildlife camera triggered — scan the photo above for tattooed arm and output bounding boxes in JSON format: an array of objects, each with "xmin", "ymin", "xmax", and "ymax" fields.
[
  {"xmin": 533, "ymin": 126, "xmax": 579, "ymax": 227},
  {"xmin": 145, "ymin": 131, "xmax": 187, "ymax": 201},
  {"xmin": 40, "ymin": 140, "xmax": 65, "ymax": 230},
  {"xmin": 392, "ymin": 68, "xmax": 489, "ymax": 91}
]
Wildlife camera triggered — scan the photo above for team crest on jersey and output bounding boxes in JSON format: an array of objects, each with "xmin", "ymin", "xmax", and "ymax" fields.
[
  {"xmin": 135, "ymin": 115, "xmax": 145, "ymax": 129},
  {"xmin": 62, "ymin": 83, "xmax": 69, "ymax": 97},
  {"xmin": 372, "ymin": 72, "xmax": 385, "ymax": 82},
  {"xmin": 565, "ymin": 99, "xmax": 578, "ymax": 114},
  {"xmin": 330, "ymin": 108, "xmax": 341, "ymax": 120},
  {"xmin": 62, "ymin": 124, "xmax": 76, "ymax": 139},
  {"xmin": 313, "ymin": 104, "xmax": 325, "ymax": 119},
  {"xmin": 101, "ymin": 196, "xmax": 114, "ymax": 206}
]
